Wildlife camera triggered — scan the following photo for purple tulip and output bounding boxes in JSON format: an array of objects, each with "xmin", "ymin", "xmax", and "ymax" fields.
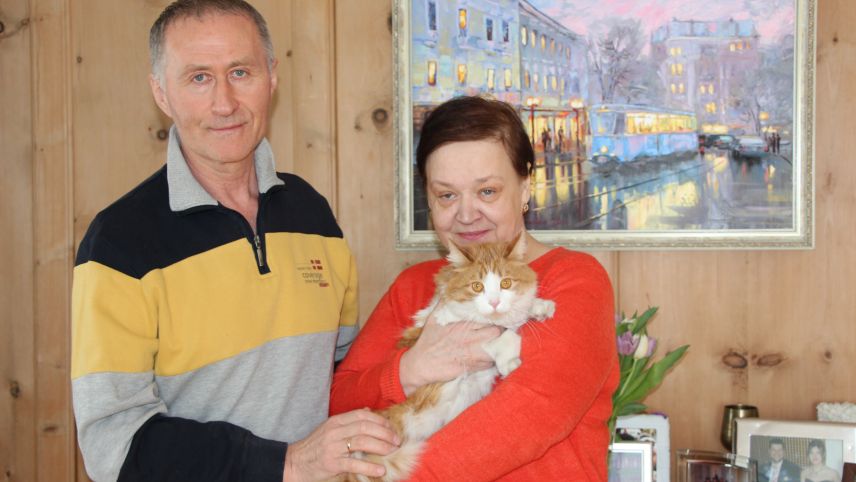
[{"xmin": 617, "ymin": 331, "xmax": 639, "ymax": 356}]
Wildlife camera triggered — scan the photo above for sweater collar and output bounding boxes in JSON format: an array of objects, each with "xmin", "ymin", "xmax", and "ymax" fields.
[{"xmin": 166, "ymin": 125, "xmax": 284, "ymax": 212}]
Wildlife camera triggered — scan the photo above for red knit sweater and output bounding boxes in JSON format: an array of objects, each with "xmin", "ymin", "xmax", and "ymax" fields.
[{"xmin": 330, "ymin": 248, "xmax": 619, "ymax": 481}]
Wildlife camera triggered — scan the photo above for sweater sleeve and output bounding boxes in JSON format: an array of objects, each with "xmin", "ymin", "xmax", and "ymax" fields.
[
  {"xmin": 330, "ymin": 261, "xmax": 442, "ymax": 415},
  {"xmin": 406, "ymin": 252, "xmax": 618, "ymax": 481}
]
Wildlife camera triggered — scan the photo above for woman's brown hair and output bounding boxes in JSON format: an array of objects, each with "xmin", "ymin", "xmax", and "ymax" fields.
[{"xmin": 415, "ymin": 96, "xmax": 534, "ymax": 184}]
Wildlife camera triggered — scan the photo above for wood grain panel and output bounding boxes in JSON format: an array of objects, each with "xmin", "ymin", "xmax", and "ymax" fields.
[
  {"xmin": 0, "ymin": 1, "xmax": 36, "ymax": 480},
  {"xmin": 31, "ymin": 0, "xmax": 75, "ymax": 480},
  {"xmin": 334, "ymin": 0, "xmax": 437, "ymax": 319}
]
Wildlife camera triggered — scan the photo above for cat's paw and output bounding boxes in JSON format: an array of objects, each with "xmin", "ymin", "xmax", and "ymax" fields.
[
  {"xmin": 530, "ymin": 299, "xmax": 556, "ymax": 321},
  {"xmin": 496, "ymin": 356, "xmax": 521, "ymax": 377}
]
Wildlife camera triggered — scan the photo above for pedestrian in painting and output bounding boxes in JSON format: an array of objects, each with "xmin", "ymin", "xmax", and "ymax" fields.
[{"xmin": 557, "ymin": 126, "xmax": 564, "ymax": 153}]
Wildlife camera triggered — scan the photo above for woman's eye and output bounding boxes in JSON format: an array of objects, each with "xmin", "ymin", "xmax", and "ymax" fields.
[
  {"xmin": 480, "ymin": 188, "xmax": 496, "ymax": 196},
  {"xmin": 471, "ymin": 281, "xmax": 484, "ymax": 292},
  {"xmin": 438, "ymin": 192, "xmax": 455, "ymax": 200},
  {"xmin": 500, "ymin": 278, "xmax": 512, "ymax": 289}
]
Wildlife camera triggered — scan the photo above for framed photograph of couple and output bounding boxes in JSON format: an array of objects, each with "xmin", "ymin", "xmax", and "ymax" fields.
[
  {"xmin": 393, "ymin": 0, "xmax": 816, "ymax": 250},
  {"xmin": 675, "ymin": 450, "xmax": 757, "ymax": 482},
  {"xmin": 734, "ymin": 418, "xmax": 856, "ymax": 482}
]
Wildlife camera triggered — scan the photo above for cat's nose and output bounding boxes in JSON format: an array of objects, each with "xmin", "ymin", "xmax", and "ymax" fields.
[{"xmin": 489, "ymin": 299, "xmax": 500, "ymax": 309}]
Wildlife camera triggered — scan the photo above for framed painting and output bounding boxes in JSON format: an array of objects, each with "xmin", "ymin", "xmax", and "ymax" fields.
[
  {"xmin": 393, "ymin": 0, "xmax": 816, "ymax": 249},
  {"xmin": 735, "ymin": 419, "xmax": 856, "ymax": 482}
]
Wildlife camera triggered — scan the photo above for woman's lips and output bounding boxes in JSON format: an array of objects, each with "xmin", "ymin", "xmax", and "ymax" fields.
[{"xmin": 456, "ymin": 230, "xmax": 489, "ymax": 241}]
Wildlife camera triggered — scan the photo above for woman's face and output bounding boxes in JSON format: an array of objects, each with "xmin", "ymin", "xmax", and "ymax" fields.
[
  {"xmin": 425, "ymin": 139, "xmax": 530, "ymax": 248},
  {"xmin": 809, "ymin": 446, "xmax": 823, "ymax": 465}
]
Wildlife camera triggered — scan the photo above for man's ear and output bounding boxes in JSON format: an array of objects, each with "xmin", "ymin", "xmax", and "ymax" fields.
[
  {"xmin": 149, "ymin": 74, "xmax": 173, "ymax": 118},
  {"xmin": 268, "ymin": 58, "xmax": 279, "ymax": 94}
]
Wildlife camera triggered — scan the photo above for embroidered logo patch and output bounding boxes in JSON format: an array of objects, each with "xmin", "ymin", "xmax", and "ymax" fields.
[{"xmin": 297, "ymin": 258, "xmax": 329, "ymax": 287}]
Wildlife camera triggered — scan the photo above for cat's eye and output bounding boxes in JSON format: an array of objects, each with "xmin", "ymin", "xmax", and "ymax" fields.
[
  {"xmin": 471, "ymin": 281, "xmax": 484, "ymax": 292},
  {"xmin": 500, "ymin": 278, "xmax": 512, "ymax": 289}
]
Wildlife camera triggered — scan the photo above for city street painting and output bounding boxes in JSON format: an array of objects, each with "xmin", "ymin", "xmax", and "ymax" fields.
[{"xmin": 393, "ymin": 0, "xmax": 815, "ymax": 249}]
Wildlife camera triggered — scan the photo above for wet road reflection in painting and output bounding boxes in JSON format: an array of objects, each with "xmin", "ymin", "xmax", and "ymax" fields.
[{"xmin": 412, "ymin": 148, "xmax": 793, "ymax": 232}]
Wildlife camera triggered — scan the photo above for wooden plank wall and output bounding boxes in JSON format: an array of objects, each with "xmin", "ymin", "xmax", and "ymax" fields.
[{"xmin": 1, "ymin": 0, "xmax": 854, "ymax": 480}]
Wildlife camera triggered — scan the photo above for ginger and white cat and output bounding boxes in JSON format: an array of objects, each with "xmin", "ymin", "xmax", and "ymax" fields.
[{"xmin": 341, "ymin": 236, "xmax": 555, "ymax": 482}]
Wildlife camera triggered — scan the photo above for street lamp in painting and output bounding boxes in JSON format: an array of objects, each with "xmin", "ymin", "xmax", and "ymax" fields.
[
  {"xmin": 570, "ymin": 98, "xmax": 584, "ymax": 156},
  {"xmin": 525, "ymin": 96, "xmax": 541, "ymax": 146}
]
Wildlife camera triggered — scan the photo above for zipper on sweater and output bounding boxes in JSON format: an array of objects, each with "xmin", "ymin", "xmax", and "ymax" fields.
[{"xmin": 253, "ymin": 234, "xmax": 263, "ymax": 268}]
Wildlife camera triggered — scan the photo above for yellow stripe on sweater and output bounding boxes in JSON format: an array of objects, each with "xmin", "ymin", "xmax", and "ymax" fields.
[{"xmin": 72, "ymin": 232, "xmax": 358, "ymax": 379}]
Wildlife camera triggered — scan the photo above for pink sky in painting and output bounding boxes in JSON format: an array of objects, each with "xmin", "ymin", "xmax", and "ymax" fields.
[{"xmin": 528, "ymin": 0, "xmax": 795, "ymax": 45}]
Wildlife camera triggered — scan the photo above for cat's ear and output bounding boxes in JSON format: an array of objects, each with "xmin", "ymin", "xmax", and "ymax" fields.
[
  {"xmin": 505, "ymin": 233, "xmax": 527, "ymax": 261},
  {"xmin": 446, "ymin": 241, "xmax": 472, "ymax": 266}
]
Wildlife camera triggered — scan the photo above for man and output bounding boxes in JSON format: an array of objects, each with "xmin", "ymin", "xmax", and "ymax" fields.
[
  {"xmin": 71, "ymin": 1, "xmax": 397, "ymax": 481},
  {"xmin": 759, "ymin": 438, "xmax": 801, "ymax": 482}
]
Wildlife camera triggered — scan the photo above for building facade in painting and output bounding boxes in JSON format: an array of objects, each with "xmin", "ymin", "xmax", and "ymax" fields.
[
  {"xmin": 410, "ymin": 0, "xmax": 589, "ymax": 153},
  {"xmin": 651, "ymin": 19, "xmax": 760, "ymax": 134}
]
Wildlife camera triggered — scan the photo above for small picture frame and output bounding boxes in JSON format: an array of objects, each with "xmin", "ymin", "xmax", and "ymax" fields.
[
  {"xmin": 615, "ymin": 414, "xmax": 671, "ymax": 482},
  {"xmin": 675, "ymin": 449, "xmax": 757, "ymax": 482},
  {"xmin": 842, "ymin": 462, "xmax": 856, "ymax": 482},
  {"xmin": 610, "ymin": 442, "xmax": 654, "ymax": 482},
  {"xmin": 734, "ymin": 418, "xmax": 856, "ymax": 482}
]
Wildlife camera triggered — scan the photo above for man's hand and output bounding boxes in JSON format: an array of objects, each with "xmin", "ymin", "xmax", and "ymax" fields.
[
  {"xmin": 399, "ymin": 312, "xmax": 502, "ymax": 396},
  {"xmin": 282, "ymin": 409, "xmax": 400, "ymax": 482}
]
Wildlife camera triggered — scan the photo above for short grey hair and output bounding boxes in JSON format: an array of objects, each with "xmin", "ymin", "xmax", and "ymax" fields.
[{"xmin": 149, "ymin": 0, "xmax": 275, "ymax": 84}]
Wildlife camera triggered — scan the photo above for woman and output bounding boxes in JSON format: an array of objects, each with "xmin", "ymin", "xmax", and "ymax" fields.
[
  {"xmin": 331, "ymin": 96, "xmax": 619, "ymax": 480},
  {"xmin": 801, "ymin": 439, "xmax": 840, "ymax": 482}
]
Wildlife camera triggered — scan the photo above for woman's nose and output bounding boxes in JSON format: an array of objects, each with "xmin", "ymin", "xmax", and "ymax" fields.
[{"xmin": 456, "ymin": 196, "xmax": 479, "ymax": 224}]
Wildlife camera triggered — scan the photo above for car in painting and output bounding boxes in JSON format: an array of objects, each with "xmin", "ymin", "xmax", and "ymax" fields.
[
  {"xmin": 704, "ymin": 134, "xmax": 737, "ymax": 150},
  {"xmin": 730, "ymin": 136, "xmax": 769, "ymax": 160}
]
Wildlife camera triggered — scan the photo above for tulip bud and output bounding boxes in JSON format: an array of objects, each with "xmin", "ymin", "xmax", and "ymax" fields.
[{"xmin": 633, "ymin": 334, "xmax": 650, "ymax": 359}]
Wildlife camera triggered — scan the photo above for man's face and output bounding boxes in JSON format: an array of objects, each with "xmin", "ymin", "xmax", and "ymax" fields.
[
  {"xmin": 150, "ymin": 12, "xmax": 277, "ymax": 169},
  {"xmin": 769, "ymin": 443, "xmax": 784, "ymax": 463}
]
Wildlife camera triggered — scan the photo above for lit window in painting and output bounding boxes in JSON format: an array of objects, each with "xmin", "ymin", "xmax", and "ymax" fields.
[
  {"xmin": 533, "ymin": 73, "xmax": 539, "ymax": 91},
  {"xmin": 679, "ymin": 83, "xmax": 685, "ymax": 93},
  {"xmin": 551, "ymin": 75, "xmax": 557, "ymax": 91},
  {"xmin": 487, "ymin": 68, "xmax": 495, "ymax": 90},
  {"xmin": 531, "ymin": 30, "xmax": 536, "ymax": 48},
  {"xmin": 427, "ymin": 1, "xmax": 437, "ymax": 32},
  {"xmin": 504, "ymin": 68, "xmax": 513, "ymax": 89},
  {"xmin": 457, "ymin": 63, "xmax": 467, "ymax": 85},
  {"xmin": 560, "ymin": 78, "xmax": 565, "ymax": 93},
  {"xmin": 543, "ymin": 74, "xmax": 548, "ymax": 90},
  {"xmin": 485, "ymin": 18, "xmax": 494, "ymax": 41},
  {"xmin": 677, "ymin": 63, "xmax": 683, "ymax": 75},
  {"xmin": 708, "ymin": 83, "xmax": 715, "ymax": 94},
  {"xmin": 670, "ymin": 83, "xmax": 676, "ymax": 94},
  {"xmin": 502, "ymin": 21, "xmax": 509, "ymax": 42},
  {"xmin": 524, "ymin": 70, "xmax": 530, "ymax": 88},
  {"xmin": 521, "ymin": 26, "xmax": 527, "ymax": 46},
  {"xmin": 427, "ymin": 60, "xmax": 437, "ymax": 86},
  {"xmin": 540, "ymin": 34, "xmax": 546, "ymax": 50},
  {"xmin": 550, "ymin": 38, "xmax": 555, "ymax": 54},
  {"xmin": 458, "ymin": 9, "xmax": 467, "ymax": 37},
  {"xmin": 729, "ymin": 43, "xmax": 736, "ymax": 52},
  {"xmin": 700, "ymin": 85, "xmax": 706, "ymax": 94}
]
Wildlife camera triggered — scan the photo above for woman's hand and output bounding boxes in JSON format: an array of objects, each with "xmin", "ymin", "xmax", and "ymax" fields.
[
  {"xmin": 282, "ymin": 409, "xmax": 400, "ymax": 482},
  {"xmin": 399, "ymin": 310, "xmax": 503, "ymax": 395}
]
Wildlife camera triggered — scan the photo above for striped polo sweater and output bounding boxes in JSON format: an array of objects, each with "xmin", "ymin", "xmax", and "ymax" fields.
[{"xmin": 71, "ymin": 128, "xmax": 358, "ymax": 481}]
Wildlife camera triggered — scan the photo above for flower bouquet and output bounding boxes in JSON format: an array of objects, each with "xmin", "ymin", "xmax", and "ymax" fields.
[{"xmin": 608, "ymin": 306, "xmax": 689, "ymax": 441}]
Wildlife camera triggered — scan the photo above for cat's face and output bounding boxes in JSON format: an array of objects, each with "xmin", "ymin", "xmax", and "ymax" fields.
[{"xmin": 437, "ymin": 240, "xmax": 538, "ymax": 328}]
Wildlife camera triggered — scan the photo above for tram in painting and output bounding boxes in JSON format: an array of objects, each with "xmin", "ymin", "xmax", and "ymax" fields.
[{"xmin": 587, "ymin": 104, "xmax": 699, "ymax": 163}]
